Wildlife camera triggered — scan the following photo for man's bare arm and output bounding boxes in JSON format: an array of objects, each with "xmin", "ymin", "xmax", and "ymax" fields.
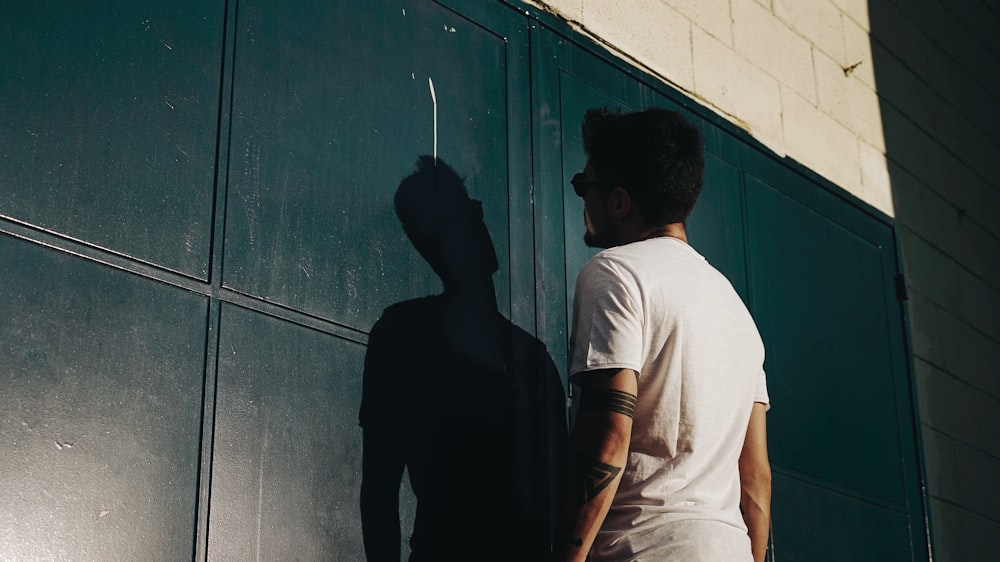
[
  {"xmin": 556, "ymin": 368, "xmax": 637, "ymax": 562},
  {"xmin": 739, "ymin": 402, "xmax": 771, "ymax": 562}
]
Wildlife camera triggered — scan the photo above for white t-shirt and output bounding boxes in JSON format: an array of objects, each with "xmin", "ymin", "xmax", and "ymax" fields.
[{"xmin": 570, "ymin": 237, "xmax": 769, "ymax": 562}]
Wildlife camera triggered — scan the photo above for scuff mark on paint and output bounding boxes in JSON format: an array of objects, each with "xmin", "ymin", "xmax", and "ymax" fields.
[
  {"xmin": 255, "ymin": 431, "xmax": 268, "ymax": 562},
  {"xmin": 842, "ymin": 61, "xmax": 863, "ymax": 77},
  {"xmin": 428, "ymin": 77, "xmax": 437, "ymax": 165}
]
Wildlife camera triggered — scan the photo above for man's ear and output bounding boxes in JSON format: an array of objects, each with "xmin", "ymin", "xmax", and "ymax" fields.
[{"xmin": 609, "ymin": 186, "xmax": 633, "ymax": 219}]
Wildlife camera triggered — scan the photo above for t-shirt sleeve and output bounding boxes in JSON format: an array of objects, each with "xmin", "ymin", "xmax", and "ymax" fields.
[
  {"xmin": 755, "ymin": 368, "xmax": 770, "ymax": 410},
  {"xmin": 569, "ymin": 257, "xmax": 644, "ymax": 377}
]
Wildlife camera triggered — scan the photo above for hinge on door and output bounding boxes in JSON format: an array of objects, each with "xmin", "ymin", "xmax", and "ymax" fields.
[{"xmin": 895, "ymin": 273, "xmax": 908, "ymax": 301}]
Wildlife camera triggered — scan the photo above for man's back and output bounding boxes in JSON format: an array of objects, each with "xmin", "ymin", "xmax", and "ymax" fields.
[{"xmin": 570, "ymin": 237, "xmax": 767, "ymax": 561}]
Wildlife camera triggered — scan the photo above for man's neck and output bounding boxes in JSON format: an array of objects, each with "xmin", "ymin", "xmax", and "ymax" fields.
[{"xmin": 626, "ymin": 222, "xmax": 688, "ymax": 245}]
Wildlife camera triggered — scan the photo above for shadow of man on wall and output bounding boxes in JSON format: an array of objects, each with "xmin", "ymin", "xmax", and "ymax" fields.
[{"xmin": 360, "ymin": 156, "xmax": 566, "ymax": 562}]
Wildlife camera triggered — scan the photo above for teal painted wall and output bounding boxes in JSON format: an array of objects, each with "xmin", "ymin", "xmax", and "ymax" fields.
[{"xmin": 1, "ymin": 1, "xmax": 928, "ymax": 559}]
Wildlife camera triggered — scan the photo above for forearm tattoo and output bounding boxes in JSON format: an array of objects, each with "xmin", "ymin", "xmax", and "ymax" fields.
[
  {"xmin": 575, "ymin": 453, "xmax": 622, "ymax": 507},
  {"xmin": 580, "ymin": 389, "xmax": 638, "ymax": 418}
]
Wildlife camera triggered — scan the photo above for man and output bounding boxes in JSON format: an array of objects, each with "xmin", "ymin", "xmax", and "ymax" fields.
[{"xmin": 557, "ymin": 108, "xmax": 771, "ymax": 562}]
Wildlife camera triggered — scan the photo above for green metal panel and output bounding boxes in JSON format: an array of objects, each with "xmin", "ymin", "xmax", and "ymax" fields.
[
  {"xmin": 772, "ymin": 473, "xmax": 912, "ymax": 562},
  {"xmin": 0, "ymin": 232, "xmax": 208, "ymax": 560},
  {"xmin": 0, "ymin": 0, "xmax": 224, "ymax": 279},
  {"xmin": 741, "ymin": 149, "xmax": 924, "ymax": 559},
  {"xmin": 207, "ymin": 303, "xmax": 367, "ymax": 560},
  {"xmin": 746, "ymin": 173, "xmax": 905, "ymax": 505},
  {"xmin": 222, "ymin": 0, "xmax": 530, "ymax": 334}
]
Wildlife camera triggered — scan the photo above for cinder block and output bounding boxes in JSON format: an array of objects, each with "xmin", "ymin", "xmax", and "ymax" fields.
[
  {"xmin": 871, "ymin": 42, "xmax": 1000, "ymax": 188},
  {"xmin": 953, "ymin": 256, "xmax": 1000, "ymax": 344},
  {"xmin": 829, "ymin": 0, "xmax": 869, "ymax": 31},
  {"xmin": 691, "ymin": 27, "xmax": 784, "ymax": 147},
  {"xmin": 880, "ymin": 103, "xmax": 1000, "ymax": 241},
  {"xmin": 892, "ymin": 161, "xmax": 1000, "ymax": 292},
  {"xmin": 940, "ymin": 0, "xmax": 1000, "ymax": 60},
  {"xmin": 900, "ymin": 229, "xmax": 1000, "ymax": 342},
  {"xmin": 666, "ymin": 0, "xmax": 734, "ymax": 45},
  {"xmin": 908, "ymin": 292, "xmax": 1000, "ymax": 400},
  {"xmin": 869, "ymin": 0, "xmax": 1000, "ymax": 127},
  {"xmin": 846, "ymin": 79, "xmax": 885, "ymax": 153},
  {"xmin": 814, "ymin": 48, "xmax": 885, "ymax": 152},
  {"xmin": 899, "ymin": 229, "xmax": 964, "ymax": 319},
  {"xmin": 894, "ymin": 0, "xmax": 1000, "ymax": 102},
  {"xmin": 922, "ymin": 427, "xmax": 1000, "ymax": 533},
  {"xmin": 582, "ymin": 0, "xmax": 695, "ymax": 93},
  {"xmin": 928, "ymin": 493, "xmax": 1000, "ymax": 561},
  {"xmin": 773, "ymin": 0, "xmax": 847, "ymax": 64},
  {"xmin": 858, "ymin": 141, "xmax": 892, "ymax": 215},
  {"xmin": 732, "ymin": 0, "xmax": 817, "ymax": 103},
  {"xmin": 814, "ymin": 49, "xmax": 853, "ymax": 126},
  {"xmin": 780, "ymin": 85, "xmax": 861, "ymax": 192},
  {"xmin": 842, "ymin": 17, "xmax": 876, "ymax": 92},
  {"xmin": 871, "ymin": 37, "xmax": 1000, "ymax": 150},
  {"xmin": 914, "ymin": 358, "xmax": 1000, "ymax": 460}
]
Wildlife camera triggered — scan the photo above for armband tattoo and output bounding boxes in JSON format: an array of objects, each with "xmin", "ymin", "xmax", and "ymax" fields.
[{"xmin": 580, "ymin": 389, "xmax": 637, "ymax": 418}]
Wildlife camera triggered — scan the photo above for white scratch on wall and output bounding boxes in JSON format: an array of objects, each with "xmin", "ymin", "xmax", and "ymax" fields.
[{"xmin": 428, "ymin": 77, "xmax": 437, "ymax": 165}]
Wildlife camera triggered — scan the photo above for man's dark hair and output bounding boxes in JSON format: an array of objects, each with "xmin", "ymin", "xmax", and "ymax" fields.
[{"xmin": 582, "ymin": 107, "xmax": 704, "ymax": 225}]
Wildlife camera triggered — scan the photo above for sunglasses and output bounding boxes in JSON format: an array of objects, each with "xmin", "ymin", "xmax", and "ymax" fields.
[{"xmin": 570, "ymin": 173, "xmax": 608, "ymax": 197}]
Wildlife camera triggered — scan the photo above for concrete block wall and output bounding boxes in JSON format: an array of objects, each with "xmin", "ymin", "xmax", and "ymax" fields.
[
  {"xmin": 870, "ymin": 1, "xmax": 1000, "ymax": 559},
  {"xmin": 526, "ymin": 0, "xmax": 893, "ymax": 215},
  {"xmin": 524, "ymin": 0, "xmax": 1000, "ymax": 559}
]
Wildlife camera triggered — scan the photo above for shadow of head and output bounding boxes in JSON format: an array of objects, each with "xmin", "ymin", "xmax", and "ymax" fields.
[{"xmin": 394, "ymin": 156, "xmax": 499, "ymax": 289}]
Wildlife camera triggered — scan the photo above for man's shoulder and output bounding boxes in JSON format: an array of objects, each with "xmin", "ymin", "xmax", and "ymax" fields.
[
  {"xmin": 582, "ymin": 242, "xmax": 653, "ymax": 272},
  {"xmin": 582, "ymin": 238, "xmax": 705, "ymax": 280}
]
